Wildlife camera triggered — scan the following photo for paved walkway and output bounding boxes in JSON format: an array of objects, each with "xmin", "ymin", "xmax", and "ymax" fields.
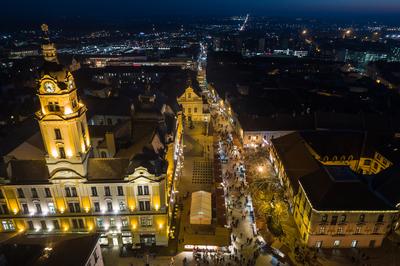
[{"xmin": 207, "ymin": 91, "xmax": 288, "ymax": 266}]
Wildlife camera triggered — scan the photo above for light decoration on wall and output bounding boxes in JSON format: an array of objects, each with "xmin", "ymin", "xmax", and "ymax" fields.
[
  {"xmin": 66, "ymin": 149, "xmax": 73, "ymax": 158},
  {"xmin": 64, "ymin": 106, "xmax": 73, "ymax": 115},
  {"xmin": 51, "ymin": 149, "xmax": 59, "ymax": 158}
]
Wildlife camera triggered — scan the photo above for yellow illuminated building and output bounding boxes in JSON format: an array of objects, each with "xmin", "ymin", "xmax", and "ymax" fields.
[
  {"xmin": 0, "ymin": 27, "xmax": 183, "ymax": 247},
  {"xmin": 269, "ymin": 132, "xmax": 399, "ymax": 249},
  {"xmin": 177, "ymin": 85, "xmax": 210, "ymax": 123}
]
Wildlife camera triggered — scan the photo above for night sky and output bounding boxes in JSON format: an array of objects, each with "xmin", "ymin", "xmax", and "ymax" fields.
[{"xmin": 2, "ymin": 0, "xmax": 400, "ymax": 24}]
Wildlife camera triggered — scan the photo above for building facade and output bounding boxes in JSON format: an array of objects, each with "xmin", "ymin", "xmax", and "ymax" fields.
[
  {"xmin": 0, "ymin": 33, "xmax": 183, "ymax": 247},
  {"xmin": 269, "ymin": 132, "xmax": 399, "ymax": 248},
  {"xmin": 177, "ymin": 86, "xmax": 210, "ymax": 123}
]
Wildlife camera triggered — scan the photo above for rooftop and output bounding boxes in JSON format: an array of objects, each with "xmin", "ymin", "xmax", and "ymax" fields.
[
  {"xmin": 0, "ymin": 233, "xmax": 100, "ymax": 266},
  {"xmin": 300, "ymin": 165, "xmax": 395, "ymax": 211}
]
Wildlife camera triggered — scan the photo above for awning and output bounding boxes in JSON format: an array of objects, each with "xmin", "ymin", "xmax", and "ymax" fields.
[{"xmin": 190, "ymin": 191, "xmax": 212, "ymax": 225}]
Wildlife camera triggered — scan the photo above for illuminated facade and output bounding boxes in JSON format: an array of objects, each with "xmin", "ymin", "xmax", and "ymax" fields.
[
  {"xmin": 0, "ymin": 28, "xmax": 183, "ymax": 247},
  {"xmin": 177, "ymin": 86, "xmax": 210, "ymax": 123},
  {"xmin": 269, "ymin": 132, "xmax": 399, "ymax": 248}
]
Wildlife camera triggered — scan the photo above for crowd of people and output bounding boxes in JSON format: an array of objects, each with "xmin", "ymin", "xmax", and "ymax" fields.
[{"xmin": 211, "ymin": 103, "xmax": 263, "ymax": 266}]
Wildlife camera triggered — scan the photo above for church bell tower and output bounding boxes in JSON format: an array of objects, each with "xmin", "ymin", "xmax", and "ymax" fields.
[{"xmin": 36, "ymin": 25, "xmax": 91, "ymax": 180}]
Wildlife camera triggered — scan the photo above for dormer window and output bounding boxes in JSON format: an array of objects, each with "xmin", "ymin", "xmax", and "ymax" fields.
[{"xmin": 48, "ymin": 102, "xmax": 60, "ymax": 112}]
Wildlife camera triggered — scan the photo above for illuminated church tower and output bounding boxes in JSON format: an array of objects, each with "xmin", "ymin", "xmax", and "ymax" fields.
[{"xmin": 36, "ymin": 25, "xmax": 90, "ymax": 180}]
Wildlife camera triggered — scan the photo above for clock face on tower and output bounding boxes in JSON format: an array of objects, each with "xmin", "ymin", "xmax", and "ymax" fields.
[{"xmin": 44, "ymin": 81, "xmax": 55, "ymax": 93}]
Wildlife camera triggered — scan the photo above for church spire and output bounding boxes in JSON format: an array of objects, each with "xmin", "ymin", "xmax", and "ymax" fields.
[{"xmin": 41, "ymin": 24, "xmax": 58, "ymax": 63}]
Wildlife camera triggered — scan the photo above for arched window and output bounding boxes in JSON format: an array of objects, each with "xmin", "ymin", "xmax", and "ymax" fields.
[
  {"xmin": 348, "ymin": 155, "xmax": 354, "ymax": 161},
  {"xmin": 322, "ymin": 156, "xmax": 329, "ymax": 162},
  {"xmin": 333, "ymin": 156, "xmax": 338, "ymax": 161},
  {"xmin": 340, "ymin": 155, "xmax": 346, "ymax": 161},
  {"xmin": 100, "ymin": 151, "xmax": 107, "ymax": 158}
]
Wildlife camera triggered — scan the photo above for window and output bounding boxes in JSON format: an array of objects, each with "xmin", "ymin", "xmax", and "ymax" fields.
[
  {"xmin": 96, "ymin": 218, "xmax": 104, "ymax": 228},
  {"xmin": 351, "ymin": 240, "xmax": 358, "ymax": 248},
  {"xmin": 40, "ymin": 220, "xmax": 47, "ymax": 230},
  {"xmin": 373, "ymin": 162, "xmax": 378, "ymax": 170},
  {"xmin": 45, "ymin": 188, "xmax": 52, "ymax": 198},
  {"xmin": 359, "ymin": 214, "xmax": 365, "ymax": 223},
  {"xmin": 68, "ymin": 203, "xmax": 81, "ymax": 213},
  {"xmin": 91, "ymin": 187, "xmax": 98, "ymax": 197},
  {"xmin": 315, "ymin": 241, "xmax": 322, "ymax": 248},
  {"xmin": 337, "ymin": 227, "xmax": 343, "ymax": 234},
  {"xmin": 0, "ymin": 190, "xmax": 4, "ymax": 199},
  {"xmin": 28, "ymin": 221, "xmax": 34, "ymax": 230},
  {"xmin": 35, "ymin": 203, "xmax": 42, "ymax": 214},
  {"xmin": 100, "ymin": 151, "xmax": 107, "ymax": 158},
  {"xmin": 319, "ymin": 226, "xmax": 325, "ymax": 234},
  {"xmin": 53, "ymin": 220, "xmax": 60, "ymax": 230},
  {"xmin": 194, "ymin": 107, "xmax": 198, "ymax": 113},
  {"xmin": 105, "ymin": 186, "xmax": 111, "ymax": 196},
  {"xmin": 78, "ymin": 219, "xmax": 84, "ymax": 229},
  {"xmin": 66, "ymin": 187, "xmax": 77, "ymax": 197},
  {"xmin": 71, "ymin": 187, "xmax": 77, "ymax": 197},
  {"xmin": 321, "ymin": 214, "xmax": 328, "ymax": 222},
  {"xmin": 340, "ymin": 214, "xmax": 346, "ymax": 223},
  {"xmin": 121, "ymin": 217, "xmax": 129, "ymax": 227},
  {"xmin": 47, "ymin": 202, "xmax": 56, "ymax": 214},
  {"xmin": 377, "ymin": 214, "xmax": 384, "ymax": 223},
  {"xmin": 188, "ymin": 92, "xmax": 191, "ymax": 98},
  {"xmin": 188, "ymin": 108, "xmax": 191, "ymax": 114},
  {"xmin": 107, "ymin": 202, "xmax": 113, "ymax": 212},
  {"xmin": 31, "ymin": 188, "xmax": 38, "ymax": 198},
  {"xmin": 139, "ymin": 201, "xmax": 150, "ymax": 211},
  {"xmin": 94, "ymin": 202, "xmax": 100, "ymax": 212},
  {"xmin": 72, "ymin": 219, "xmax": 78, "ymax": 229},
  {"xmin": 140, "ymin": 216, "xmax": 153, "ymax": 227},
  {"xmin": 333, "ymin": 240, "xmax": 340, "ymax": 247},
  {"xmin": 54, "ymin": 128, "xmax": 62, "ymax": 140},
  {"xmin": 110, "ymin": 218, "xmax": 116, "ymax": 227},
  {"xmin": 59, "ymin": 147, "xmax": 66, "ymax": 159},
  {"xmin": 48, "ymin": 102, "xmax": 60, "ymax": 112},
  {"xmin": 331, "ymin": 215, "xmax": 338, "ymax": 225},
  {"xmin": 71, "ymin": 219, "xmax": 84, "ymax": 229},
  {"xmin": 119, "ymin": 201, "xmax": 126, "ymax": 211},
  {"xmin": 138, "ymin": 185, "xmax": 149, "ymax": 196},
  {"xmin": 22, "ymin": 204, "xmax": 29, "ymax": 214},
  {"xmin": 65, "ymin": 187, "xmax": 71, "ymax": 197},
  {"xmin": 364, "ymin": 159, "xmax": 371, "ymax": 166},
  {"xmin": 17, "ymin": 188, "xmax": 25, "ymax": 198},
  {"xmin": 117, "ymin": 186, "xmax": 124, "ymax": 196},
  {"xmin": 355, "ymin": 226, "xmax": 362, "ymax": 234},
  {"xmin": 373, "ymin": 225, "xmax": 380, "ymax": 234},
  {"xmin": 2, "ymin": 221, "xmax": 14, "ymax": 231},
  {"xmin": 0, "ymin": 204, "xmax": 8, "ymax": 215}
]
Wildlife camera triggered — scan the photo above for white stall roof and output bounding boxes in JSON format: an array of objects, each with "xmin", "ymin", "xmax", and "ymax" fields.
[{"xmin": 190, "ymin": 191, "xmax": 212, "ymax": 225}]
